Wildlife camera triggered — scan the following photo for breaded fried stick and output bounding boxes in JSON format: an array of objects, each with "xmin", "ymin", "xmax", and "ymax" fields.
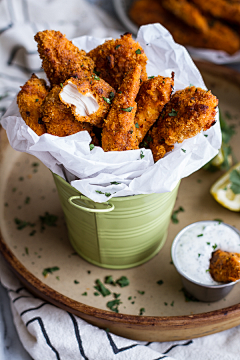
[
  {"xmin": 59, "ymin": 76, "xmax": 115, "ymax": 128},
  {"xmin": 17, "ymin": 74, "xmax": 48, "ymax": 136},
  {"xmin": 162, "ymin": 0, "xmax": 208, "ymax": 33},
  {"xmin": 149, "ymin": 86, "xmax": 218, "ymax": 162},
  {"xmin": 135, "ymin": 74, "xmax": 174, "ymax": 144},
  {"xmin": 129, "ymin": 0, "xmax": 240, "ymax": 55},
  {"xmin": 41, "ymin": 85, "xmax": 95, "ymax": 139},
  {"xmin": 210, "ymin": 249, "xmax": 240, "ymax": 283},
  {"xmin": 88, "ymin": 33, "xmax": 148, "ymax": 90},
  {"xmin": 102, "ymin": 64, "xmax": 141, "ymax": 152},
  {"xmin": 192, "ymin": 0, "xmax": 240, "ymax": 25},
  {"xmin": 34, "ymin": 30, "xmax": 95, "ymax": 86}
]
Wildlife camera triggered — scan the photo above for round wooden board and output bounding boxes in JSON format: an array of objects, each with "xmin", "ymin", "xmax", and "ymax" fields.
[{"xmin": 1, "ymin": 62, "xmax": 240, "ymax": 342}]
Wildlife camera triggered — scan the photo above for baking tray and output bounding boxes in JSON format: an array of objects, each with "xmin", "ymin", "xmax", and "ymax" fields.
[{"xmin": 1, "ymin": 62, "xmax": 240, "ymax": 342}]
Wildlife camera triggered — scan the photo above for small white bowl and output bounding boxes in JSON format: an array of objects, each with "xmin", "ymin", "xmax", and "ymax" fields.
[{"xmin": 171, "ymin": 221, "xmax": 240, "ymax": 302}]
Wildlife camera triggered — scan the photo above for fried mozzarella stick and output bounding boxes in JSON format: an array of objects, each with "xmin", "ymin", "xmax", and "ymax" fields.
[
  {"xmin": 149, "ymin": 86, "xmax": 218, "ymax": 162},
  {"xmin": 34, "ymin": 30, "xmax": 95, "ymax": 86},
  {"xmin": 210, "ymin": 249, "xmax": 240, "ymax": 283},
  {"xmin": 135, "ymin": 74, "xmax": 174, "ymax": 144},
  {"xmin": 102, "ymin": 65, "xmax": 141, "ymax": 151},
  {"xmin": 59, "ymin": 76, "xmax": 115, "ymax": 128},
  {"xmin": 41, "ymin": 85, "xmax": 95, "ymax": 138},
  {"xmin": 17, "ymin": 74, "xmax": 48, "ymax": 136},
  {"xmin": 88, "ymin": 33, "xmax": 148, "ymax": 90},
  {"xmin": 162, "ymin": 0, "xmax": 208, "ymax": 33},
  {"xmin": 192, "ymin": 0, "xmax": 240, "ymax": 25}
]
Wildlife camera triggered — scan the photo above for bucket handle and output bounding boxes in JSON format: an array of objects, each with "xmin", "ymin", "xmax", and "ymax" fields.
[{"xmin": 68, "ymin": 195, "xmax": 115, "ymax": 213}]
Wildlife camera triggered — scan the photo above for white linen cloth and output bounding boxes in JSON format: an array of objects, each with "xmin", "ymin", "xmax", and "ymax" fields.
[{"xmin": 0, "ymin": 0, "xmax": 239, "ymax": 359}]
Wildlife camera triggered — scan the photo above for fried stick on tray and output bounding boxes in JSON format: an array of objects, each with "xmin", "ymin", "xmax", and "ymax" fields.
[
  {"xmin": 210, "ymin": 249, "xmax": 240, "ymax": 283},
  {"xmin": 34, "ymin": 30, "xmax": 95, "ymax": 86},
  {"xmin": 149, "ymin": 86, "xmax": 218, "ymax": 162},
  {"xmin": 59, "ymin": 76, "xmax": 115, "ymax": 128},
  {"xmin": 88, "ymin": 33, "xmax": 148, "ymax": 90},
  {"xmin": 41, "ymin": 85, "xmax": 96, "ymax": 139},
  {"xmin": 17, "ymin": 74, "xmax": 48, "ymax": 136},
  {"xmin": 135, "ymin": 74, "xmax": 174, "ymax": 144},
  {"xmin": 162, "ymin": 0, "xmax": 209, "ymax": 33},
  {"xmin": 102, "ymin": 64, "xmax": 142, "ymax": 152}
]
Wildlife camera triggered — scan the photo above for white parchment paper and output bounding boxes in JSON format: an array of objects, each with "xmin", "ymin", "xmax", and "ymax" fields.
[{"xmin": 1, "ymin": 24, "xmax": 222, "ymax": 202}]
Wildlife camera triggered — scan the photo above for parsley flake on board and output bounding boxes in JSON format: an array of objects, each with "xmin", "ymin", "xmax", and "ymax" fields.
[
  {"xmin": 121, "ymin": 107, "xmax": 133, "ymax": 112},
  {"xmin": 230, "ymin": 169, "xmax": 240, "ymax": 194},
  {"xmin": 25, "ymin": 247, "xmax": 29, "ymax": 255},
  {"xmin": 29, "ymin": 230, "xmax": 36, "ymax": 236},
  {"xmin": 82, "ymin": 292, "xmax": 87, "ymax": 296},
  {"xmin": 94, "ymin": 292, "xmax": 100, "ymax": 296},
  {"xmin": 105, "ymin": 275, "xmax": 116, "ymax": 286},
  {"xmin": 116, "ymin": 276, "xmax": 130, "ymax": 287},
  {"xmin": 113, "ymin": 293, "xmax": 121, "ymax": 299},
  {"xmin": 139, "ymin": 308, "xmax": 145, "ymax": 315},
  {"xmin": 42, "ymin": 266, "xmax": 60, "ymax": 277},
  {"xmin": 15, "ymin": 218, "xmax": 35, "ymax": 230},
  {"xmin": 25, "ymin": 196, "xmax": 30, "ymax": 204},
  {"xmin": 74, "ymin": 280, "xmax": 79, "ymax": 284},
  {"xmin": 103, "ymin": 97, "xmax": 111, "ymax": 104},
  {"xmin": 39, "ymin": 212, "xmax": 58, "ymax": 231},
  {"xmin": 94, "ymin": 279, "xmax": 111, "ymax": 297},
  {"xmin": 107, "ymin": 299, "xmax": 121, "ymax": 313},
  {"xmin": 169, "ymin": 108, "xmax": 178, "ymax": 117},
  {"xmin": 135, "ymin": 49, "xmax": 141, "ymax": 54},
  {"xmin": 138, "ymin": 291, "xmax": 145, "ymax": 295},
  {"xmin": 157, "ymin": 280, "xmax": 164, "ymax": 285},
  {"xmin": 89, "ymin": 144, "xmax": 95, "ymax": 151},
  {"xmin": 170, "ymin": 301, "xmax": 174, "ymax": 307},
  {"xmin": 171, "ymin": 206, "xmax": 184, "ymax": 224}
]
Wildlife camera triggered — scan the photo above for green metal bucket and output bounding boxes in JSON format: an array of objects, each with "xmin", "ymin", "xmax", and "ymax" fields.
[{"xmin": 53, "ymin": 173, "xmax": 180, "ymax": 269}]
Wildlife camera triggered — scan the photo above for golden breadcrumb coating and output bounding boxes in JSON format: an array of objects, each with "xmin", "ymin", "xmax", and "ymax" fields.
[
  {"xmin": 129, "ymin": 0, "xmax": 240, "ymax": 54},
  {"xmin": 34, "ymin": 30, "xmax": 95, "ymax": 86},
  {"xmin": 59, "ymin": 76, "xmax": 115, "ymax": 128},
  {"xmin": 102, "ymin": 64, "xmax": 142, "ymax": 151},
  {"xmin": 192, "ymin": 0, "xmax": 240, "ymax": 25},
  {"xmin": 41, "ymin": 85, "xmax": 95, "ymax": 138},
  {"xmin": 17, "ymin": 74, "xmax": 48, "ymax": 136},
  {"xmin": 210, "ymin": 249, "xmax": 240, "ymax": 283},
  {"xmin": 149, "ymin": 136, "xmax": 174, "ymax": 162},
  {"xmin": 157, "ymin": 86, "xmax": 218, "ymax": 145},
  {"xmin": 135, "ymin": 74, "xmax": 174, "ymax": 144},
  {"xmin": 88, "ymin": 33, "xmax": 148, "ymax": 90},
  {"xmin": 162, "ymin": 0, "xmax": 208, "ymax": 33}
]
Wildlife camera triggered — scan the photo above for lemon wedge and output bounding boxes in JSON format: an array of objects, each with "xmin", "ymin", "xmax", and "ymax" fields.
[
  {"xmin": 210, "ymin": 162, "xmax": 240, "ymax": 211},
  {"xmin": 211, "ymin": 148, "xmax": 224, "ymax": 167}
]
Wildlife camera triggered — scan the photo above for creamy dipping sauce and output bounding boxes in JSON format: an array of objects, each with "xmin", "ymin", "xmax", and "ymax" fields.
[{"xmin": 173, "ymin": 221, "xmax": 240, "ymax": 285}]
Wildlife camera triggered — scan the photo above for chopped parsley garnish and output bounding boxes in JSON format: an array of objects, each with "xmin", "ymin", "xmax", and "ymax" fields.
[
  {"xmin": 94, "ymin": 292, "xmax": 100, "ymax": 296},
  {"xmin": 229, "ymin": 169, "xmax": 240, "ymax": 194},
  {"xmin": 14, "ymin": 218, "xmax": 35, "ymax": 230},
  {"xmin": 32, "ymin": 162, "xmax": 39, "ymax": 167},
  {"xmin": 157, "ymin": 280, "xmax": 164, "ymax": 285},
  {"xmin": 139, "ymin": 307, "xmax": 145, "ymax": 315},
  {"xmin": 135, "ymin": 123, "xmax": 139, "ymax": 128},
  {"xmin": 118, "ymin": 91, "xmax": 122, "ymax": 94},
  {"xmin": 116, "ymin": 276, "xmax": 130, "ymax": 287},
  {"xmin": 96, "ymin": 190, "xmax": 104, "ymax": 194},
  {"xmin": 171, "ymin": 206, "xmax": 184, "ymax": 224},
  {"xmin": 206, "ymin": 269, "xmax": 210, "ymax": 272},
  {"xmin": 131, "ymin": 301, "xmax": 135, "ymax": 304},
  {"xmin": 113, "ymin": 293, "xmax": 121, "ymax": 299},
  {"xmin": 128, "ymin": 296, "xmax": 132, "ymax": 300},
  {"xmin": 138, "ymin": 290, "xmax": 145, "ymax": 295},
  {"xmin": 109, "ymin": 91, "xmax": 115, "ymax": 100},
  {"xmin": 25, "ymin": 196, "xmax": 30, "ymax": 204},
  {"xmin": 74, "ymin": 280, "xmax": 79, "ymax": 284},
  {"xmin": 94, "ymin": 279, "xmax": 111, "ymax": 297},
  {"xmin": 148, "ymin": 76, "xmax": 155, "ymax": 79},
  {"xmin": 42, "ymin": 266, "xmax": 60, "ymax": 277},
  {"xmin": 204, "ymin": 134, "xmax": 208, "ymax": 138},
  {"xmin": 19, "ymin": 176, "xmax": 24, "ymax": 181},
  {"xmin": 121, "ymin": 107, "xmax": 133, "ymax": 112},
  {"xmin": 93, "ymin": 75, "xmax": 100, "ymax": 80},
  {"xmin": 197, "ymin": 234, "xmax": 203, "ymax": 237},
  {"xmin": 4, "ymin": 202, "xmax": 8, "ymax": 207},
  {"xmin": 181, "ymin": 148, "xmax": 186, "ymax": 153},
  {"xmin": 12, "ymin": 187, "xmax": 17, "ymax": 192},
  {"xmin": 198, "ymin": 253, "xmax": 201, "ymax": 257},
  {"xmin": 89, "ymin": 144, "xmax": 95, "ymax": 151},
  {"xmin": 169, "ymin": 108, "xmax": 178, "ymax": 117},
  {"xmin": 94, "ymin": 69, "xmax": 101, "ymax": 76},
  {"xmin": 164, "ymin": 302, "xmax": 168, "ymax": 306},
  {"xmin": 103, "ymin": 96, "xmax": 111, "ymax": 104},
  {"xmin": 60, "ymin": 83, "xmax": 63, "ymax": 88},
  {"xmin": 115, "ymin": 45, "xmax": 121, "ymax": 49},
  {"xmin": 29, "ymin": 230, "xmax": 36, "ymax": 236},
  {"xmin": 110, "ymin": 181, "xmax": 120, "ymax": 185},
  {"xmin": 206, "ymin": 242, "xmax": 210, "ymax": 245},
  {"xmin": 87, "ymin": 270, "xmax": 91, "ymax": 274},
  {"xmin": 105, "ymin": 192, "xmax": 111, "ymax": 197},
  {"xmin": 214, "ymin": 218, "xmax": 223, "ymax": 223},
  {"xmin": 170, "ymin": 301, "xmax": 174, "ymax": 306},
  {"xmin": 140, "ymin": 150, "xmax": 145, "ymax": 159},
  {"xmin": 162, "ymin": 80, "xmax": 165, "ymax": 84},
  {"xmin": 212, "ymin": 244, "xmax": 217, "ymax": 250},
  {"xmin": 107, "ymin": 299, "xmax": 121, "ymax": 313},
  {"xmin": 82, "ymin": 292, "xmax": 87, "ymax": 296},
  {"xmin": 105, "ymin": 275, "xmax": 116, "ymax": 286},
  {"xmin": 39, "ymin": 212, "xmax": 58, "ymax": 231},
  {"xmin": 35, "ymin": 99, "xmax": 39, "ymax": 102},
  {"xmin": 25, "ymin": 247, "xmax": 29, "ymax": 255},
  {"xmin": 56, "ymin": 276, "xmax": 60, "ymax": 280},
  {"xmin": 135, "ymin": 49, "xmax": 141, "ymax": 54}
]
